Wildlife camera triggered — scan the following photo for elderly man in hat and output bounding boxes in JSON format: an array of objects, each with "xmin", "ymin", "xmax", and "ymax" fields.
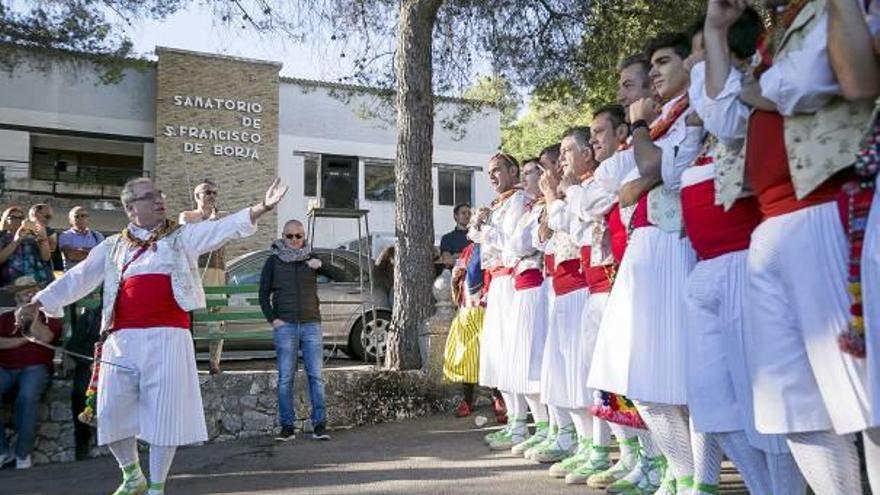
[{"xmin": 0, "ymin": 275, "xmax": 62, "ymax": 469}]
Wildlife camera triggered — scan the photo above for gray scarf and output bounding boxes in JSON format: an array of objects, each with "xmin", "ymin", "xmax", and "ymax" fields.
[{"xmin": 271, "ymin": 239, "xmax": 311, "ymax": 263}]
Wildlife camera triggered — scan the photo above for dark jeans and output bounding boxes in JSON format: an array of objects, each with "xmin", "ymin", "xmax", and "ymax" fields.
[
  {"xmin": 273, "ymin": 322, "xmax": 326, "ymax": 428},
  {"xmin": 0, "ymin": 365, "xmax": 50, "ymax": 459},
  {"xmin": 71, "ymin": 362, "xmax": 91, "ymax": 454}
]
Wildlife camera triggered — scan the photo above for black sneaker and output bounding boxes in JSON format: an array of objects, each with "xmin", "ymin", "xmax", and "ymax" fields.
[
  {"xmin": 274, "ymin": 426, "xmax": 296, "ymax": 442},
  {"xmin": 311, "ymin": 423, "xmax": 331, "ymax": 441}
]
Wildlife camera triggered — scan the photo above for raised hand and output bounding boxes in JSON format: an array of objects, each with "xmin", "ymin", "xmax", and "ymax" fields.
[
  {"xmin": 629, "ymin": 97, "xmax": 661, "ymax": 124},
  {"xmin": 706, "ymin": 0, "xmax": 748, "ymax": 30},
  {"xmin": 263, "ymin": 178, "xmax": 288, "ymax": 209}
]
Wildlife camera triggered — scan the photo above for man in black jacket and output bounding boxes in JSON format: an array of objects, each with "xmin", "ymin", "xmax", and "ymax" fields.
[{"xmin": 259, "ymin": 219, "xmax": 329, "ymax": 442}]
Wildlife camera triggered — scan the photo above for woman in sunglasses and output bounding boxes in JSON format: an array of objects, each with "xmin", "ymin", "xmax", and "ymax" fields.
[
  {"xmin": 0, "ymin": 206, "xmax": 53, "ymax": 287},
  {"xmin": 258, "ymin": 219, "xmax": 330, "ymax": 442}
]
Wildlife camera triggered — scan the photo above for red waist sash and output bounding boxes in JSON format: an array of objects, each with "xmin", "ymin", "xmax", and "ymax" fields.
[
  {"xmin": 112, "ymin": 274, "xmax": 190, "ymax": 331},
  {"xmin": 607, "ymin": 203, "xmax": 628, "ymax": 263},
  {"xmin": 630, "ymin": 194, "xmax": 652, "ymax": 230},
  {"xmin": 579, "ymin": 246, "xmax": 614, "ymax": 293},
  {"xmin": 514, "ymin": 269, "xmax": 544, "ymax": 290},
  {"xmin": 552, "ymin": 259, "xmax": 589, "ymax": 296},
  {"xmin": 681, "ymin": 179, "xmax": 761, "ymax": 260},
  {"xmin": 746, "ymin": 110, "xmax": 846, "ymax": 218},
  {"xmin": 544, "ymin": 254, "xmax": 556, "ymax": 277}
]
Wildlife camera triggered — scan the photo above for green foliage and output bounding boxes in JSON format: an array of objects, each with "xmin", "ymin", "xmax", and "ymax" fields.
[
  {"xmin": 461, "ymin": 75, "xmax": 521, "ymax": 127},
  {"xmin": 502, "ymin": 94, "xmax": 590, "ymax": 160},
  {"xmin": 565, "ymin": 0, "xmax": 706, "ymax": 110}
]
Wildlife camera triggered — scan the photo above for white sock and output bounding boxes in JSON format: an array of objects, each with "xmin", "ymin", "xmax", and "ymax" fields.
[
  {"xmin": 108, "ymin": 437, "xmax": 139, "ymax": 469},
  {"xmin": 865, "ymin": 428, "xmax": 880, "ymax": 494},
  {"xmin": 635, "ymin": 402, "xmax": 694, "ymax": 481},
  {"xmin": 510, "ymin": 393, "xmax": 528, "ymax": 420},
  {"xmin": 609, "ymin": 423, "xmax": 639, "ymax": 464},
  {"xmin": 690, "ymin": 430, "xmax": 722, "ymax": 490},
  {"xmin": 713, "ymin": 430, "xmax": 773, "ymax": 494},
  {"xmin": 551, "ymin": 405, "xmax": 575, "ymax": 450},
  {"xmin": 787, "ymin": 431, "xmax": 862, "ymax": 495},
  {"xmin": 638, "ymin": 430, "xmax": 663, "ymax": 458},
  {"xmin": 500, "ymin": 391, "xmax": 514, "ymax": 416},
  {"xmin": 149, "ymin": 445, "xmax": 177, "ymax": 486},
  {"xmin": 765, "ymin": 451, "xmax": 807, "ymax": 495},
  {"xmin": 569, "ymin": 408, "xmax": 594, "ymax": 440},
  {"xmin": 547, "ymin": 403, "xmax": 559, "ymax": 429},
  {"xmin": 593, "ymin": 418, "xmax": 611, "ymax": 446},
  {"xmin": 525, "ymin": 394, "xmax": 548, "ymax": 423}
]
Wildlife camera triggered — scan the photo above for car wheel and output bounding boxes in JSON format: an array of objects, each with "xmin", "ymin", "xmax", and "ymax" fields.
[{"xmin": 348, "ymin": 310, "xmax": 391, "ymax": 361}]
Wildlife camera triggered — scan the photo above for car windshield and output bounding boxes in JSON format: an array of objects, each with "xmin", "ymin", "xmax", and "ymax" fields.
[{"xmin": 227, "ymin": 249, "xmax": 372, "ymax": 286}]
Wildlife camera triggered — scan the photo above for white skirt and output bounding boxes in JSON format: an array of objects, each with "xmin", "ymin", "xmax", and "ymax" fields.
[
  {"xmin": 685, "ymin": 251, "xmax": 788, "ymax": 454},
  {"xmin": 528, "ymin": 278, "xmax": 555, "ymax": 382},
  {"xmin": 587, "ymin": 227, "xmax": 696, "ymax": 405},
  {"xmin": 497, "ymin": 284, "xmax": 547, "ymax": 394},
  {"xmin": 479, "ymin": 275, "xmax": 515, "ymax": 388},
  {"xmin": 97, "ymin": 328, "xmax": 208, "ymax": 446},
  {"xmin": 745, "ymin": 202, "xmax": 875, "ymax": 435},
  {"xmin": 540, "ymin": 287, "xmax": 590, "ymax": 408},
  {"xmin": 863, "ymin": 191, "xmax": 880, "ymax": 426}
]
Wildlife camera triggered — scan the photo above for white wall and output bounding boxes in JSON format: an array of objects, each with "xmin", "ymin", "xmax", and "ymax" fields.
[
  {"xmin": 0, "ymin": 56, "xmax": 155, "ymax": 138},
  {"xmin": 276, "ymin": 81, "xmax": 501, "ymax": 251}
]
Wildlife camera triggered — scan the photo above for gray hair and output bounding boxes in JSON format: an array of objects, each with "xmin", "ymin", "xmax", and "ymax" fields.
[
  {"xmin": 561, "ymin": 126, "xmax": 591, "ymax": 152},
  {"xmin": 120, "ymin": 177, "xmax": 155, "ymax": 208}
]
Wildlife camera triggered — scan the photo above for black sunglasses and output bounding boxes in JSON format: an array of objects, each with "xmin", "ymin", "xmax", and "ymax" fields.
[{"xmin": 285, "ymin": 233, "xmax": 305, "ymax": 240}]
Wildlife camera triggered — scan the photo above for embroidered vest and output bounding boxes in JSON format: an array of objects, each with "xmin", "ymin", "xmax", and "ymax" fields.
[
  {"xmin": 715, "ymin": 0, "xmax": 874, "ymax": 208},
  {"xmin": 99, "ymin": 230, "xmax": 205, "ymax": 334}
]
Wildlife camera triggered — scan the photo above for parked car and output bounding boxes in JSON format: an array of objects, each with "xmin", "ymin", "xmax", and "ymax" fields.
[{"xmin": 194, "ymin": 248, "xmax": 392, "ymax": 361}]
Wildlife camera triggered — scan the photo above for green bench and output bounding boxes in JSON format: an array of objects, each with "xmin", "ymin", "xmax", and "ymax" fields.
[{"xmin": 191, "ymin": 284, "xmax": 271, "ymax": 342}]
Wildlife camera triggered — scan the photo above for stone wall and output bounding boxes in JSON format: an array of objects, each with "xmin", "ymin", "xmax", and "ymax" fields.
[{"xmin": 1, "ymin": 366, "xmax": 457, "ymax": 466}]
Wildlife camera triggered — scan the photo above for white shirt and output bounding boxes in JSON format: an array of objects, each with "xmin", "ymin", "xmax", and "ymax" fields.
[
  {"xmin": 480, "ymin": 190, "xmax": 528, "ymax": 269},
  {"xmin": 36, "ymin": 208, "xmax": 256, "ymax": 318}
]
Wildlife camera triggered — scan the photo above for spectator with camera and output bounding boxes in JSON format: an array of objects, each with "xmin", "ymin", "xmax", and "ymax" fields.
[
  {"xmin": 28, "ymin": 204, "xmax": 62, "ymax": 273},
  {"xmin": 0, "ymin": 275, "xmax": 62, "ymax": 469},
  {"xmin": 0, "ymin": 206, "xmax": 54, "ymax": 287}
]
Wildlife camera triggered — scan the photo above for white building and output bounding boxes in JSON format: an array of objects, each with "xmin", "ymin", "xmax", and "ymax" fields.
[{"xmin": 0, "ymin": 48, "xmax": 500, "ymax": 254}]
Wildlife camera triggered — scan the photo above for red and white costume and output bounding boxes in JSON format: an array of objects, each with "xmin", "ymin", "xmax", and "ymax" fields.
[{"xmin": 34, "ymin": 209, "xmax": 257, "ymax": 446}]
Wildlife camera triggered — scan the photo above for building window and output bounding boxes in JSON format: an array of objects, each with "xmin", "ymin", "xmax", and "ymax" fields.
[
  {"xmin": 30, "ymin": 148, "xmax": 143, "ymax": 186},
  {"xmin": 303, "ymin": 153, "xmax": 319, "ymax": 197},
  {"xmin": 438, "ymin": 167, "xmax": 473, "ymax": 207},
  {"xmin": 364, "ymin": 160, "xmax": 395, "ymax": 202}
]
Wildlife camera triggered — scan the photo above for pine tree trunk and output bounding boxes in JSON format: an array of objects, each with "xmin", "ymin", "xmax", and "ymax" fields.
[{"xmin": 385, "ymin": 0, "xmax": 443, "ymax": 371}]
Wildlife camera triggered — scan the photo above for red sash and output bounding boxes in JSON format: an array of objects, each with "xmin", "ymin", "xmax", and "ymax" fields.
[
  {"xmin": 488, "ymin": 266, "xmax": 513, "ymax": 277},
  {"xmin": 543, "ymin": 254, "xmax": 556, "ymax": 277},
  {"xmin": 514, "ymin": 269, "xmax": 544, "ymax": 290},
  {"xmin": 552, "ymin": 259, "xmax": 588, "ymax": 296},
  {"xmin": 746, "ymin": 111, "xmax": 847, "ymax": 218},
  {"xmin": 112, "ymin": 274, "xmax": 190, "ymax": 331},
  {"xmin": 681, "ymin": 178, "xmax": 761, "ymax": 260},
  {"xmin": 607, "ymin": 204, "xmax": 628, "ymax": 263},
  {"xmin": 578, "ymin": 246, "xmax": 614, "ymax": 293}
]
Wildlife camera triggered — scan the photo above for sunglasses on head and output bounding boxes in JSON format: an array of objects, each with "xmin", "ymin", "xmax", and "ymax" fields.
[{"xmin": 285, "ymin": 233, "xmax": 305, "ymax": 240}]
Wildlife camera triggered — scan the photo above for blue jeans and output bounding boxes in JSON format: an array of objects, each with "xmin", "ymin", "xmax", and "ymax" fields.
[
  {"xmin": 273, "ymin": 322, "xmax": 326, "ymax": 428},
  {"xmin": 0, "ymin": 365, "xmax": 50, "ymax": 459}
]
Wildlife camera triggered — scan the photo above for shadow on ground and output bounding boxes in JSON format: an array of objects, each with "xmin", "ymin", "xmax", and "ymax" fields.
[{"xmin": 2, "ymin": 408, "xmax": 748, "ymax": 495}]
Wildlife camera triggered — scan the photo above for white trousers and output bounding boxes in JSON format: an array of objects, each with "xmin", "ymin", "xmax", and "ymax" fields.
[
  {"xmin": 97, "ymin": 328, "xmax": 208, "ymax": 446},
  {"xmin": 745, "ymin": 202, "xmax": 875, "ymax": 434},
  {"xmin": 588, "ymin": 227, "xmax": 696, "ymax": 404},
  {"xmin": 479, "ymin": 275, "xmax": 515, "ymax": 388},
  {"xmin": 685, "ymin": 251, "xmax": 787, "ymax": 454}
]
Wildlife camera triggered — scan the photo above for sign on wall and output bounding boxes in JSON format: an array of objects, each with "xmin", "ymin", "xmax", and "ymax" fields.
[{"xmin": 154, "ymin": 47, "xmax": 281, "ymax": 257}]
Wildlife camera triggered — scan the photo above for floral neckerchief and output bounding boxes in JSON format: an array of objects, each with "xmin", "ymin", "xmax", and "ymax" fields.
[{"xmin": 119, "ymin": 219, "xmax": 181, "ymax": 251}]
